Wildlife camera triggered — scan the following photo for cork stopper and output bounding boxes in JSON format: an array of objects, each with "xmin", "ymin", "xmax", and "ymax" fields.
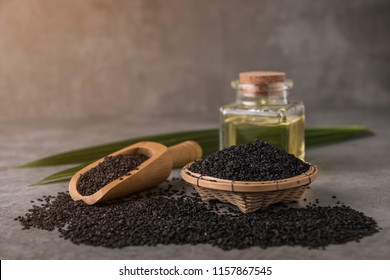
[
  {"xmin": 239, "ymin": 71, "xmax": 286, "ymax": 85},
  {"xmin": 238, "ymin": 71, "xmax": 287, "ymax": 95}
]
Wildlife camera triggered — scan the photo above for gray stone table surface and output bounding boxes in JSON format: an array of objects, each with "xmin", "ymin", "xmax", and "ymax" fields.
[{"xmin": 1, "ymin": 109, "xmax": 389, "ymax": 259}]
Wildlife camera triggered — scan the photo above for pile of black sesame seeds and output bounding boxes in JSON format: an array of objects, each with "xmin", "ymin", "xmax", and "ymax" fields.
[
  {"xmin": 17, "ymin": 180, "xmax": 379, "ymax": 250},
  {"xmin": 189, "ymin": 141, "xmax": 310, "ymax": 181},
  {"xmin": 77, "ymin": 153, "xmax": 149, "ymax": 196}
]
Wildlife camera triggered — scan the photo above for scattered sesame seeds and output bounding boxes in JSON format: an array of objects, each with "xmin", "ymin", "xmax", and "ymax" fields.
[{"xmin": 16, "ymin": 184, "xmax": 379, "ymax": 250}]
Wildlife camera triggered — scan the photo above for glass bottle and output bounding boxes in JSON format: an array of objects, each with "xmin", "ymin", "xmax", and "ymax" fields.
[{"xmin": 219, "ymin": 71, "xmax": 305, "ymax": 159}]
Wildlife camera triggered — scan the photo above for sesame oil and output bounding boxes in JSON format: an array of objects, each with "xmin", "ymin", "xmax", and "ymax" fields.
[{"xmin": 220, "ymin": 72, "xmax": 305, "ymax": 159}]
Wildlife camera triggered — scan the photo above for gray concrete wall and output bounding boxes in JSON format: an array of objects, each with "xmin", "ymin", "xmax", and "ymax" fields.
[{"xmin": 1, "ymin": 0, "xmax": 389, "ymax": 122}]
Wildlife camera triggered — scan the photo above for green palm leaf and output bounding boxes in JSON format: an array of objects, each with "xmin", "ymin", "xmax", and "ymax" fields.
[{"xmin": 22, "ymin": 126, "xmax": 372, "ymax": 185}]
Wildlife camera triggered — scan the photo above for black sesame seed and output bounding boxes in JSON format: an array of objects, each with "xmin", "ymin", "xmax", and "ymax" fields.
[
  {"xmin": 77, "ymin": 153, "xmax": 148, "ymax": 196},
  {"xmin": 189, "ymin": 141, "xmax": 310, "ymax": 181},
  {"xmin": 16, "ymin": 185, "xmax": 380, "ymax": 250}
]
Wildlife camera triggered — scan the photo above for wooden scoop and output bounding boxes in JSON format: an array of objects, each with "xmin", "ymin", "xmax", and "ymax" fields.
[{"xmin": 69, "ymin": 141, "xmax": 202, "ymax": 205}]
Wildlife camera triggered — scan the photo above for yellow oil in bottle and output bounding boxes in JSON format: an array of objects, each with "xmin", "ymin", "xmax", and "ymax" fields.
[
  {"xmin": 221, "ymin": 113, "xmax": 305, "ymax": 159},
  {"xmin": 220, "ymin": 71, "xmax": 305, "ymax": 159}
]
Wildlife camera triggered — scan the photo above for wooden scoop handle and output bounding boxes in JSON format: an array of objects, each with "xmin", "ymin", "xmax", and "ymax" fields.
[{"xmin": 167, "ymin": 141, "xmax": 203, "ymax": 168}]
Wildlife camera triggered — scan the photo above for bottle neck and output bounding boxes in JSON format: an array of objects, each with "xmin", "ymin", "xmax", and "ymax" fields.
[
  {"xmin": 232, "ymin": 79, "xmax": 293, "ymax": 106},
  {"xmin": 236, "ymin": 90, "xmax": 289, "ymax": 105}
]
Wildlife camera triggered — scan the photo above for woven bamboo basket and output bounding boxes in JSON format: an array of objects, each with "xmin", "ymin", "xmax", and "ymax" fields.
[{"xmin": 181, "ymin": 163, "xmax": 318, "ymax": 213}]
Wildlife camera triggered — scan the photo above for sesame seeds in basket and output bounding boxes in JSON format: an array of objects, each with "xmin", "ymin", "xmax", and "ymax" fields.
[{"xmin": 181, "ymin": 141, "xmax": 318, "ymax": 213}]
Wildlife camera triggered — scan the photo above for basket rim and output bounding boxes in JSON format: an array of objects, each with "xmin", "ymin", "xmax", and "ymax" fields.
[{"xmin": 181, "ymin": 162, "xmax": 318, "ymax": 193}]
